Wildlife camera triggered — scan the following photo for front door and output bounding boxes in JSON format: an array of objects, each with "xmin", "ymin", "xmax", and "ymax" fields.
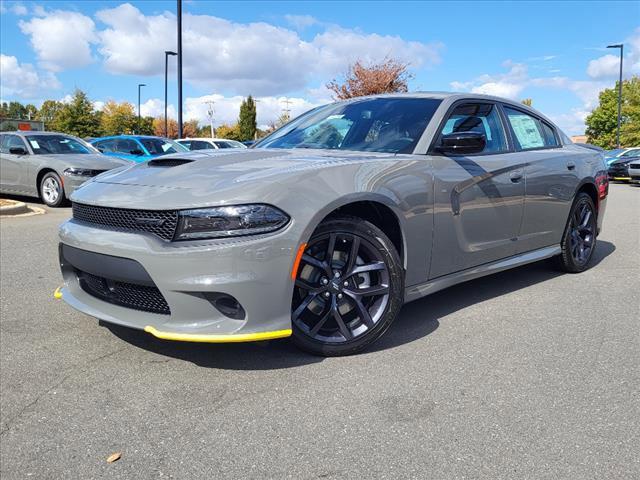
[
  {"xmin": 0, "ymin": 134, "xmax": 31, "ymax": 193},
  {"xmin": 429, "ymin": 102, "xmax": 525, "ymax": 278}
]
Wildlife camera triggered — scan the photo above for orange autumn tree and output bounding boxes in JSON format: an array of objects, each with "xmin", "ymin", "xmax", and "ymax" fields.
[{"xmin": 326, "ymin": 57, "xmax": 413, "ymax": 100}]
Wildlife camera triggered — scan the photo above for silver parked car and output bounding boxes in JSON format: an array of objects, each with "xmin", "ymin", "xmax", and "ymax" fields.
[
  {"xmin": 0, "ymin": 131, "xmax": 130, "ymax": 207},
  {"xmin": 57, "ymin": 93, "xmax": 609, "ymax": 355}
]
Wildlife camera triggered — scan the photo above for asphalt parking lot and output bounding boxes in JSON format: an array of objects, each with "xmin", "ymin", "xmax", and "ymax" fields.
[{"xmin": 0, "ymin": 183, "xmax": 638, "ymax": 479}]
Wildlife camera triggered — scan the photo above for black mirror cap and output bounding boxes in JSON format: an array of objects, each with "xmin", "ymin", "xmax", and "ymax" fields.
[
  {"xmin": 436, "ymin": 132, "xmax": 486, "ymax": 155},
  {"xmin": 130, "ymin": 149, "xmax": 145, "ymax": 156},
  {"xmin": 9, "ymin": 147, "xmax": 27, "ymax": 155}
]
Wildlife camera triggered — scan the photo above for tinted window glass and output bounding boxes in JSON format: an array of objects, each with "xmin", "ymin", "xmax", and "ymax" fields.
[
  {"xmin": 258, "ymin": 98, "xmax": 442, "ymax": 154},
  {"xmin": 621, "ymin": 148, "xmax": 640, "ymax": 157},
  {"xmin": 25, "ymin": 135, "xmax": 93, "ymax": 154},
  {"xmin": 540, "ymin": 122, "xmax": 558, "ymax": 147},
  {"xmin": 440, "ymin": 103, "xmax": 507, "ymax": 154},
  {"xmin": 189, "ymin": 140, "xmax": 214, "ymax": 150},
  {"xmin": 93, "ymin": 139, "xmax": 117, "ymax": 153},
  {"xmin": 139, "ymin": 138, "xmax": 186, "ymax": 155},
  {"xmin": 504, "ymin": 107, "xmax": 546, "ymax": 150},
  {"xmin": 116, "ymin": 139, "xmax": 142, "ymax": 154},
  {"xmin": 3, "ymin": 135, "xmax": 27, "ymax": 153},
  {"xmin": 213, "ymin": 141, "xmax": 234, "ymax": 149}
]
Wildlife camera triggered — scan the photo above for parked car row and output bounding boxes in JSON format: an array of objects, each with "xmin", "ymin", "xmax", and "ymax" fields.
[
  {"xmin": 606, "ymin": 147, "xmax": 640, "ymax": 184},
  {"xmin": 0, "ymin": 132, "xmax": 247, "ymax": 206}
]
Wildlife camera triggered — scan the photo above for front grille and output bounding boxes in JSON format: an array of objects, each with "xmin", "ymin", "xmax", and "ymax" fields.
[
  {"xmin": 630, "ymin": 164, "xmax": 640, "ymax": 170},
  {"xmin": 78, "ymin": 270, "xmax": 170, "ymax": 315},
  {"xmin": 72, "ymin": 203, "xmax": 178, "ymax": 241}
]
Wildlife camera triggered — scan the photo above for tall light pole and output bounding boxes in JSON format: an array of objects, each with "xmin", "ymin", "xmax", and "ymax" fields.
[
  {"xmin": 164, "ymin": 50, "xmax": 177, "ymax": 137},
  {"xmin": 177, "ymin": 0, "xmax": 183, "ymax": 138},
  {"xmin": 137, "ymin": 83, "xmax": 146, "ymax": 133},
  {"xmin": 204, "ymin": 100, "xmax": 215, "ymax": 138},
  {"xmin": 607, "ymin": 43, "xmax": 623, "ymax": 148}
]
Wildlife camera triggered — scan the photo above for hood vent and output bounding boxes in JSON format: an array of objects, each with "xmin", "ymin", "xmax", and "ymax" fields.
[{"xmin": 147, "ymin": 158, "xmax": 195, "ymax": 167}]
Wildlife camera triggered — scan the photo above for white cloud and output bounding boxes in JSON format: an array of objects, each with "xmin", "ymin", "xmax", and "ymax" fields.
[
  {"xmin": 0, "ymin": 54, "xmax": 60, "ymax": 98},
  {"xmin": 10, "ymin": 3, "xmax": 28, "ymax": 15},
  {"xmin": 19, "ymin": 9, "xmax": 97, "ymax": 71},
  {"xmin": 135, "ymin": 94, "xmax": 321, "ymax": 130},
  {"xmin": 587, "ymin": 28, "xmax": 640, "ymax": 79},
  {"xmin": 451, "ymin": 61, "xmax": 528, "ymax": 99},
  {"xmin": 284, "ymin": 14, "xmax": 318, "ymax": 30},
  {"xmin": 94, "ymin": 3, "xmax": 442, "ymax": 96}
]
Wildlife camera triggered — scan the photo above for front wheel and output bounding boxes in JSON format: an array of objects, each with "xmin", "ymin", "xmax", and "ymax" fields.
[
  {"xmin": 555, "ymin": 192, "xmax": 597, "ymax": 273},
  {"xmin": 39, "ymin": 171, "xmax": 67, "ymax": 208},
  {"xmin": 291, "ymin": 216, "xmax": 404, "ymax": 356}
]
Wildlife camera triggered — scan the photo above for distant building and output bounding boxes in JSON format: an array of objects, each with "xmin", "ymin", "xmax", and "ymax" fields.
[
  {"xmin": 0, "ymin": 118, "xmax": 45, "ymax": 132},
  {"xmin": 570, "ymin": 135, "xmax": 588, "ymax": 143}
]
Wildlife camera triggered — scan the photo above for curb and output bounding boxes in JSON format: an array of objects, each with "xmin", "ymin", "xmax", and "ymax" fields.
[{"xmin": 0, "ymin": 201, "xmax": 30, "ymax": 216}]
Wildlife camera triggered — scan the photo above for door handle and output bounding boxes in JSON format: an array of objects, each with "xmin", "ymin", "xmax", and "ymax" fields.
[
  {"xmin": 510, "ymin": 170, "xmax": 523, "ymax": 183},
  {"xmin": 567, "ymin": 162, "xmax": 576, "ymax": 171}
]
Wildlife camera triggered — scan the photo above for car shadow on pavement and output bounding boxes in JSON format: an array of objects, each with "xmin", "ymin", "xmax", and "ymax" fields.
[
  {"xmin": 103, "ymin": 241, "xmax": 615, "ymax": 369},
  {"xmin": 369, "ymin": 240, "xmax": 616, "ymax": 353}
]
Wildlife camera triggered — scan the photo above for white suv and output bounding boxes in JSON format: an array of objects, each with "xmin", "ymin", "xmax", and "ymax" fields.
[{"xmin": 176, "ymin": 138, "xmax": 247, "ymax": 151}]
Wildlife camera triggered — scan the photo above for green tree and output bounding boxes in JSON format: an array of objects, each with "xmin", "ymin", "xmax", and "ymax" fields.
[
  {"xmin": 238, "ymin": 95, "xmax": 257, "ymax": 141},
  {"xmin": 37, "ymin": 100, "xmax": 63, "ymax": 124},
  {"xmin": 6, "ymin": 101, "xmax": 27, "ymax": 119},
  {"xmin": 216, "ymin": 123, "xmax": 242, "ymax": 140},
  {"xmin": 137, "ymin": 116, "xmax": 155, "ymax": 136},
  {"xmin": 55, "ymin": 90, "xmax": 102, "ymax": 138},
  {"xmin": 586, "ymin": 76, "xmax": 640, "ymax": 148},
  {"xmin": 24, "ymin": 104, "xmax": 38, "ymax": 120},
  {"xmin": 100, "ymin": 100, "xmax": 137, "ymax": 135}
]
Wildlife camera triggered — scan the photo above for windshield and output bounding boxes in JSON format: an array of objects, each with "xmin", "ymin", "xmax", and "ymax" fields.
[
  {"xmin": 214, "ymin": 140, "xmax": 247, "ymax": 149},
  {"xmin": 256, "ymin": 97, "xmax": 442, "ymax": 154},
  {"xmin": 139, "ymin": 138, "xmax": 188, "ymax": 155},
  {"xmin": 26, "ymin": 135, "xmax": 97, "ymax": 155}
]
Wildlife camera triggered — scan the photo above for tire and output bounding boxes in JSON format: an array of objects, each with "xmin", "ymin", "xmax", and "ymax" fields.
[
  {"xmin": 291, "ymin": 215, "xmax": 404, "ymax": 356},
  {"xmin": 39, "ymin": 171, "xmax": 67, "ymax": 208},
  {"xmin": 555, "ymin": 192, "xmax": 597, "ymax": 273}
]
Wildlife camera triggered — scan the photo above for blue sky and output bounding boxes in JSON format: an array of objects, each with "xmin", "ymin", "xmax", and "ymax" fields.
[{"xmin": 1, "ymin": 0, "xmax": 638, "ymax": 134}]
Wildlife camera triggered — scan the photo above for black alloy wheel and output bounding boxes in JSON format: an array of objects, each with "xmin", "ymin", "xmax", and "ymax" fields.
[
  {"xmin": 556, "ymin": 192, "xmax": 597, "ymax": 273},
  {"xmin": 291, "ymin": 216, "xmax": 403, "ymax": 356}
]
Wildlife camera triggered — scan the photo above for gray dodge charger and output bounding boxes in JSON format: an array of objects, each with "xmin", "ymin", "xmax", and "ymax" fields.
[{"xmin": 57, "ymin": 93, "xmax": 609, "ymax": 356}]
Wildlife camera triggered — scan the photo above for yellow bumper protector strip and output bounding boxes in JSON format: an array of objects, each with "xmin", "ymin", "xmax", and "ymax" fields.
[
  {"xmin": 53, "ymin": 287, "xmax": 63, "ymax": 299},
  {"xmin": 612, "ymin": 177, "xmax": 631, "ymax": 180},
  {"xmin": 143, "ymin": 325, "xmax": 292, "ymax": 343}
]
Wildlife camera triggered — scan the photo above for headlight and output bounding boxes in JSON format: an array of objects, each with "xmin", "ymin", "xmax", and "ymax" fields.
[
  {"xmin": 64, "ymin": 167, "xmax": 103, "ymax": 177},
  {"xmin": 175, "ymin": 204, "xmax": 289, "ymax": 240}
]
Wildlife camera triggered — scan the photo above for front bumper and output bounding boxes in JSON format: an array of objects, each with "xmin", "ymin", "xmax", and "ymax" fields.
[{"xmin": 58, "ymin": 220, "xmax": 298, "ymax": 341}]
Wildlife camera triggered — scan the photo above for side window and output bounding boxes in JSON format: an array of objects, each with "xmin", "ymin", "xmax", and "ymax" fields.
[
  {"xmin": 116, "ymin": 139, "xmax": 142, "ymax": 154},
  {"xmin": 439, "ymin": 103, "xmax": 507, "ymax": 154},
  {"xmin": 190, "ymin": 140, "xmax": 213, "ymax": 150},
  {"xmin": 3, "ymin": 135, "xmax": 27, "ymax": 153},
  {"xmin": 503, "ymin": 107, "xmax": 549, "ymax": 150},
  {"xmin": 0, "ymin": 135, "xmax": 6, "ymax": 153},
  {"xmin": 621, "ymin": 149, "xmax": 640, "ymax": 158},
  {"xmin": 540, "ymin": 121, "xmax": 558, "ymax": 147}
]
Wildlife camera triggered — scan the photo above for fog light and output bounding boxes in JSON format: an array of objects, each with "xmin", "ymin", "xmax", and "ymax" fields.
[{"xmin": 202, "ymin": 293, "xmax": 246, "ymax": 320}]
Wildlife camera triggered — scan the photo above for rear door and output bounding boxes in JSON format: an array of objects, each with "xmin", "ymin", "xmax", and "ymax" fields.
[
  {"xmin": 501, "ymin": 105, "xmax": 580, "ymax": 253},
  {"xmin": 429, "ymin": 101, "xmax": 525, "ymax": 278}
]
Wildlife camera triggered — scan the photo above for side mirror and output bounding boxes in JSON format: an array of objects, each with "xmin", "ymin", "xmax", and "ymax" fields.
[
  {"xmin": 436, "ymin": 132, "xmax": 486, "ymax": 155},
  {"xmin": 129, "ymin": 149, "xmax": 144, "ymax": 156},
  {"xmin": 96, "ymin": 146, "xmax": 105, "ymax": 153},
  {"xmin": 9, "ymin": 147, "xmax": 28, "ymax": 155}
]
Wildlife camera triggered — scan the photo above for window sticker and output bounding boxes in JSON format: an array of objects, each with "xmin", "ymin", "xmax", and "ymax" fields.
[
  {"xmin": 29, "ymin": 140, "xmax": 40, "ymax": 149},
  {"xmin": 509, "ymin": 114, "xmax": 544, "ymax": 149}
]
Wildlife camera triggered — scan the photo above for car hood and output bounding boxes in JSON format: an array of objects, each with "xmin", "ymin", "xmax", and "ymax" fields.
[
  {"xmin": 91, "ymin": 149, "xmax": 398, "ymax": 189},
  {"xmin": 44, "ymin": 153, "xmax": 132, "ymax": 169},
  {"xmin": 71, "ymin": 148, "xmax": 405, "ymax": 209}
]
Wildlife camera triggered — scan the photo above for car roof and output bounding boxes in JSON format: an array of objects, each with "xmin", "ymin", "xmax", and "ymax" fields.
[
  {"xmin": 178, "ymin": 138, "xmax": 239, "ymax": 141},
  {"xmin": 91, "ymin": 135, "xmax": 169, "ymax": 141},
  {"xmin": 8, "ymin": 131, "xmax": 72, "ymax": 137}
]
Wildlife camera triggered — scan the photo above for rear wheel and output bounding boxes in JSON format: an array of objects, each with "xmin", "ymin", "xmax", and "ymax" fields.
[
  {"xmin": 291, "ymin": 216, "xmax": 403, "ymax": 356},
  {"xmin": 555, "ymin": 192, "xmax": 597, "ymax": 273},
  {"xmin": 39, "ymin": 171, "xmax": 67, "ymax": 208}
]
